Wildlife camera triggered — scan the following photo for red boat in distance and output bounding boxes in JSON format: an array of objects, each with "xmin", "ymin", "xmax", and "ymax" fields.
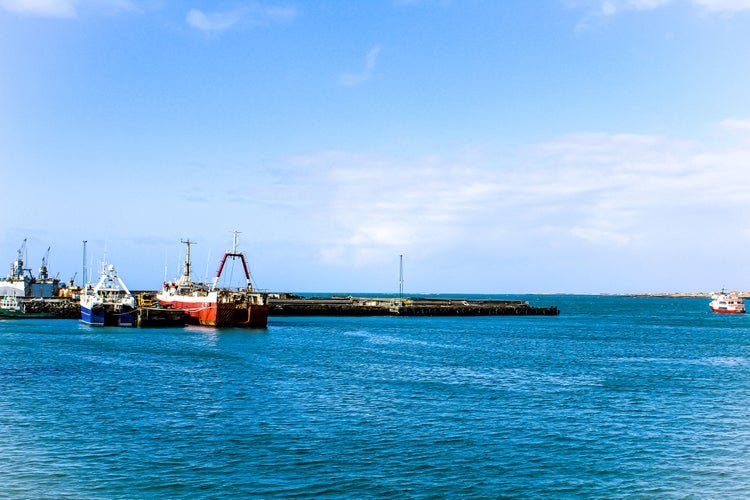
[{"xmin": 709, "ymin": 289, "xmax": 745, "ymax": 314}]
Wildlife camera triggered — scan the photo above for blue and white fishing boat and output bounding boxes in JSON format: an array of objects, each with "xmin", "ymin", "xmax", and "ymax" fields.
[{"xmin": 80, "ymin": 263, "xmax": 136, "ymax": 326}]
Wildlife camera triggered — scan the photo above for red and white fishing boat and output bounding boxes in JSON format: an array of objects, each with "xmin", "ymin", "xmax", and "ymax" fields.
[
  {"xmin": 157, "ymin": 233, "xmax": 269, "ymax": 328},
  {"xmin": 709, "ymin": 289, "xmax": 745, "ymax": 314}
]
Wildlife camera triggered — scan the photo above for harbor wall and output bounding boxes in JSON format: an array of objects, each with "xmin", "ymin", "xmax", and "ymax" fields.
[
  {"xmin": 269, "ymin": 296, "xmax": 560, "ymax": 317},
  {"xmin": 12, "ymin": 298, "xmax": 80, "ymax": 318},
  {"xmin": 4, "ymin": 294, "xmax": 561, "ymax": 320}
]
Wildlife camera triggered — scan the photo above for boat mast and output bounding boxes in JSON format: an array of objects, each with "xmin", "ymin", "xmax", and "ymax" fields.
[
  {"xmin": 82, "ymin": 240, "xmax": 87, "ymax": 286},
  {"xmin": 181, "ymin": 239, "xmax": 196, "ymax": 284}
]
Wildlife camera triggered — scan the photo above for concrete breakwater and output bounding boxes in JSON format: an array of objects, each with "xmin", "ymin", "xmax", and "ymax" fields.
[
  {"xmin": 12, "ymin": 298, "xmax": 80, "ymax": 319},
  {"xmin": 269, "ymin": 295, "xmax": 560, "ymax": 316}
]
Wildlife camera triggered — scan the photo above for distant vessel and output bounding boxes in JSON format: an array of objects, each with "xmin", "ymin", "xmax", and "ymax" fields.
[
  {"xmin": 0, "ymin": 295, "xmax": 54, "ymax": 319},
  {"xmin": 709, "ymin": 289, "xmax": 745, "ymax": 314},
  {"xmin": 80, "ymin": 263, "xmax": 136, "ymax": 326},
  {"xmin": 157, "ymin": 233, "xmax": 269, "ymax": 328}
]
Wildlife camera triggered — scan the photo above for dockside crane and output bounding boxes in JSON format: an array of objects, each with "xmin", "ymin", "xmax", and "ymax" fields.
[
  {"xmin": 12, "ymin": 238, "xmax": 27, "ymax": 278},
  {"xmin": 39, "ymin": 246, "xmax": 51, "ymax": 280}
]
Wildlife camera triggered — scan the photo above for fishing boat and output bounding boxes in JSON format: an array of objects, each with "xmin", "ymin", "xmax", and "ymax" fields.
[
  {"xmin": 0, "ymin": 295, "xmax": 54, "ymax": 319},
  {"xmin": 80, "ymin": 263, "xmax": 136, "ymax": 326},
  {"xmin": 156, "ymin": 233, "xmax": 269, "ymax": 328},
  {"xmin": 709, "ymin": 289, "xmax": 745, "ymax": 314}
]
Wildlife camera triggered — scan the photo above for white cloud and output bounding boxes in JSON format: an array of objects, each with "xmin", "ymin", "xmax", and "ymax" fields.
[
  {"xmin": 269, "ymin": 151, "xmax": 500, "ymax": 265},
  {"xmin": 259, "ymin": 5, "xmax": 296, "ymax": 23},
  {"xmin": 9, "ymin": 120, "xmax": 750, "ymax": 292},
  {"xmin": 520, "ymin": 131, "xmax": 750, "ymax": 252},
  {"xmin": 572, "ymin": 0, "xmax": 750, "ymax": 29},
  {"xmin": 693, "ymin": 0, "xmax": 750, "ymax": 10},
  {"xmin": 719, "ymin": 118, "xmax": 750, "ymax": 139},
  {"xmin": 186, "ymin": 4, "xmax": 297, "ymax": 34},
  {"xmin": 0, "ymin": 0, "xmax": 136, "ymax": 17},
  {"xmin": 338, "ymin": 45, "xmax": 382, "ymax": 87},
  {"xmin": 186, "ymin": 8, "xmax": 241, "ymax": 33},
  {"xmin": 567, "ymin": 0, "xmax": 674, "ymax": 17},
  {"xmin": 265, "ymin": 122, "xmax": 750, "ymax": 278},
  {"xmin": 0, "ymin": 0, "xmax": 77, "ymax": 17}
]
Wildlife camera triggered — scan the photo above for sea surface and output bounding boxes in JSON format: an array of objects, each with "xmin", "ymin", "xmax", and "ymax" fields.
[{"xmin": 2, "ymin": 295, "xmax": 750, "ymax": 498}]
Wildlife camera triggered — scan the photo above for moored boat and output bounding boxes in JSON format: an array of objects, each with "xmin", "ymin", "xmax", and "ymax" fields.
[
  {"xmin": 157, "ymin": 233, "xmax": 269, "ymax": 328},
  {"xmin": 133, "ymin": 292, "xmax": 186, "ymax": 328},
  {"xmin": 0, "ymin": 295, "xmax": 55, "ymax": 319},
  {"xmin": 80, "ymin": 263, "xmax": 136, "ymax": 326},
  {"xmin": 709, "ymin": 289, "xmax": 745, "ymax": 314}
]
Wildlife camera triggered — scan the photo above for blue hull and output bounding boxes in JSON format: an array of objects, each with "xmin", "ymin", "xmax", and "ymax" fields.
[{"xmin": 80, "ymin": 306, "xmax": 134, "ymax": 327}]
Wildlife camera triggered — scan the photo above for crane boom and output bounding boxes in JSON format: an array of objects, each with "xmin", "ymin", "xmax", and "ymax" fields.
[
  {"xmin": 39, "ymin": 246, "xmax": 51, "ymax": 280},
  {"xmin": 12, "ymin": 238, "xmax": 27, "ymax": 278}
]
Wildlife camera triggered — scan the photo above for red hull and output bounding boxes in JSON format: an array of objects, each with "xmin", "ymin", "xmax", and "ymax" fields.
[
  {"xmin": 710, "ymin": 308, "xmax": 745, "ymax": 314},
  {"xmin": 159, "ymin": 298, "xmax": 269, "ymax": 328}
]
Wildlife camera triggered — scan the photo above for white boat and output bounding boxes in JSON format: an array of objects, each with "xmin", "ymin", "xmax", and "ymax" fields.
[
  {"xmin": 80, "ymin": 263, "xmax": 136, "ymax": 326},
  {"xmin": 709, "ymin": 289, "xmax": 745, "ymax": 314},
  {"xmin": 0, "ymin": 294, "xmax": 54, "ymax": 319}
]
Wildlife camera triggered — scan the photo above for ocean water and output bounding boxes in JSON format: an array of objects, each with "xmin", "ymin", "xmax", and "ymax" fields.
[{"xmin": 2, "ymin": 295, "xmax": 750, "ymax": 498}]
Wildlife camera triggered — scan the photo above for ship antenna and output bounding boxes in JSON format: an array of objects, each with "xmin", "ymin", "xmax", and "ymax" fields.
[{"xmin": 231, "ymin": 230, "xmax": 241, "ymax": 254}]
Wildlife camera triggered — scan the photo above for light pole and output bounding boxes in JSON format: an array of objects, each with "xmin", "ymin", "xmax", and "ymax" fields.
[{"xmin": 82, "ymin": 240, "xmax": 87, "ymax": 287}]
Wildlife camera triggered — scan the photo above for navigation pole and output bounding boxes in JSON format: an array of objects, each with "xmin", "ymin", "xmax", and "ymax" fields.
[{"xmin": 399, "ymin": 254, "xmax": 404, "ymax": 301}]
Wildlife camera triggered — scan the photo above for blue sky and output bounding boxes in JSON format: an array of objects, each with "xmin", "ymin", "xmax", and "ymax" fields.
[{"xmin": 2, "ymin": 0, "xmax": 750, "ymax": 294}]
